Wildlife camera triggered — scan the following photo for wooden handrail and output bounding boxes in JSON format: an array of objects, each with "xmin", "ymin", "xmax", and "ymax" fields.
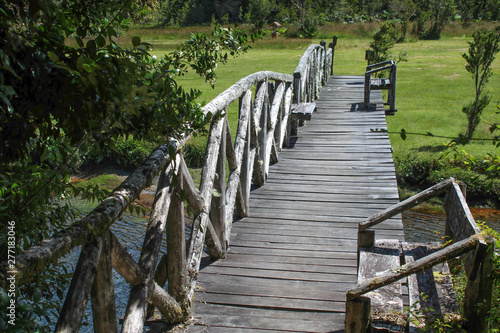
[
  {"xmin": 347, "ymin": 233, "xmax": 485, "ymax": 300},
  {"xmin": 0, "ymin": 138, "xmax": 187, "ymax": 286},
  {"xmin": 349, "ymin": 177, "xmax": 496, "ymax": 333},
  {"xmin": 365, "ymin": 63, "xmax": 395, "ymax": 75},
  {"xmin": 358, "ymin": 178, "xmax": 453, "ymax": 232},
  {"xmin": 366, "ymin": 60, "xmax": 394, "ymax": 70}
]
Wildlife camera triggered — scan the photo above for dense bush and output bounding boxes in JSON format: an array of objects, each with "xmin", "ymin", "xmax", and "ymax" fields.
[{"xmin": 394, "ymin": 154, "xmax": 500, "ymax": 207}]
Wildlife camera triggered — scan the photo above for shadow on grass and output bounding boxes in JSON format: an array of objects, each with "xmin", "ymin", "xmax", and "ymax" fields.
[{"xmin": 414, "ymin": 145, "xmax": 449, "ymax": 153}]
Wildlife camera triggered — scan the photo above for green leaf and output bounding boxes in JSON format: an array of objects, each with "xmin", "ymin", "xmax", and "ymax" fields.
[
  {"xmin": 82, "ymin": 63, "xmax": 92, "ymax": 73},
  {"xmin": 132, "ymin": 36, "xmax": 141, "ymax": 47},
  {"xmin": 96, "ymin": 35, "xmax": 106, "ymax": 48},
  {"xmin": 47, "ymin": 51, "xmax": 59, "ymax": 63},
  {"xmin": 33, "ymin": 288, "xmax": 42, "ymax": 302},
  {"xmin": 86, "ymin": 39, "xmax": 97, "ymax": 51}
]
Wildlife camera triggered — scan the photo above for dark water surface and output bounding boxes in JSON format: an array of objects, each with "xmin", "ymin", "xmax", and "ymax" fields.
[{"xmin": 402, "ymin": 207, "xmax": 500, "ymax": 243}]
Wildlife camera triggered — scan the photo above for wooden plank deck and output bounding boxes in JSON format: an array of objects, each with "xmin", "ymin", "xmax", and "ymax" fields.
[{"xmin": 185, "ymin": 75, "xmax": 404, "ymax": 332}]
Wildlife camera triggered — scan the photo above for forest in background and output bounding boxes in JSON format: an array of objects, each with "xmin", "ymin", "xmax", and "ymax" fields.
[{"xmin": 137, "ymin": 0, "xmax": 500, "ymax": 39}]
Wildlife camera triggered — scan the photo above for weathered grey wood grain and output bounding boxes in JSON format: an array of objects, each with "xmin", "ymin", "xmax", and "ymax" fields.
[
  {"xmin": 55, "ymin": 237, "xmax": 102, "ymax": 333},
  {"xmin": 402, "ymin": 242, "xmax": 459, "ymax": 332},
  {"xmin": 91, "ymin": 231, "xmax": 117, "ymax": 333},
  {"xmin": 357, "ymin": 240, "xmax": 404, "ymax": 331}
]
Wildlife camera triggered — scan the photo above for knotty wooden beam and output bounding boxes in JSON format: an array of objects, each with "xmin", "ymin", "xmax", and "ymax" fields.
[
  {"xmin": 264, "ymin": 81, "xmax": 285, "ymax": 175},
  {"xmin": 202, "ymin": 71, "xmax": 292, "ymax": 116},
  {"xmin": 226, "ymin": 91, "xmax": 251, "ymax": 228},
  {"xmin": 109, "ymin": 231, "xmax": 184, "ymax": 324},
  {"xmin": 253, "ymin": 81, "xmax": 268, "ymax": 186},
  {"xmin": 186, "ymin": 117, "xmax": 226, "ymax": 302},
  {"xmin": 209, "ymin": 116, "xmax": 227, "ymax": 256},
  {"xmin": 166, "ymin": 166, "xmax": 188, "ymax": 304}
]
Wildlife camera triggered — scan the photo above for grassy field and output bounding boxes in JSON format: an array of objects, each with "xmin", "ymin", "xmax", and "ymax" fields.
[
  {"xmin": 144, "ymin": 25, "xmax": 499, "ymax": 156},
  {"xmin": 123, "ymin": 22, "xmax": 500, "ymax": 204}
]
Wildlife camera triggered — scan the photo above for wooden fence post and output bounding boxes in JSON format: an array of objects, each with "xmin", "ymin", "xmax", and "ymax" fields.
[
  {"xmin": 330, "ymin": 36, "xmax": 337, "ymax": 75},
  {"xmin": 293, "ymin": 72, "xmax": 301, "ymax": 104},
  {"xmin": 254, "ymin": 81, "xmax": 268, "ymax": 186},
  {"xmin": 91, "ymin": 230, "xmax": 117, "ymax": 332},
  {"xmin": 463, "ymin": 237, "xmax": 495, "ymax": 333},
  {"xmin": 55, "ymin": 237, "xmax": 102, "ymax": 332},
  {"xmin": 210, "ymin": 116, "xmax": 227, "ymax": 254},
  {"xmin": 167, "ymin": 161, "xmax": 188, "ymax": 304},
  {"xmin": 345, "ymin": 296, "xmax": 371, "ymax": 333}
]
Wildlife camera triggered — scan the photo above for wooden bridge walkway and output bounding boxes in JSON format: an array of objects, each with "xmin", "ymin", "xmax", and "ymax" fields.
[{"xmin": 186, "ymin": 75, "xmax": 405, "ymax": 332}]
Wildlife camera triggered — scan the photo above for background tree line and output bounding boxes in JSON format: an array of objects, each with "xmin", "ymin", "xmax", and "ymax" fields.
[{"xmin": 139, "ymin": 0, "xmax": 500, "ymax": 39}]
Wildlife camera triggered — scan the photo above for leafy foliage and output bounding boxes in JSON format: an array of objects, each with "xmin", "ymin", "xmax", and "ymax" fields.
[
  {"xmin": 0, "ymin": 0, "xmax": 257, "ymax": 330},
  {"xmin": 461, "ymin": 29, "xmax": 500, "ymax": 139},
  {"xmin": 368, "ymin": 21, "xmax": 401, "ymax": 65}
]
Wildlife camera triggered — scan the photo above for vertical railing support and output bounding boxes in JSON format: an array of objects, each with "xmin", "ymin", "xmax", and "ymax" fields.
[
  {"xmin": 463, "ymin": 237, "xmax": 495, "ymax": 333},
  {"xmin": 210, "ymin": 116, "xmax": 227, "ymax": 253},
  {"xmin": 55, "ymin": 237, "xmax": 102, "ymax": 332},
  {"xmin": 167, "ymin": 160, "xmax": 188, "ymax": 304},
  {"xmin": 345, "ymin": 296, "xmax": 371, "ymax": 333},
  {"xmin": 330, "ymin": 36, "xmax": 337, "ymax": 75},
  {"xmin": 254, "ymin": 81, "xmax": 268, "ymax": 186},
  {"xmin": 91, "ymin": 230, "xmax": 117, "ymax": 332}
]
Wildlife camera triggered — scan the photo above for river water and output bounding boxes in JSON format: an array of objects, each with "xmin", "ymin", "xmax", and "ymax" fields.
[{"xmin": 51, "ymin": 204, "xmax": 500, "ymax": 331}]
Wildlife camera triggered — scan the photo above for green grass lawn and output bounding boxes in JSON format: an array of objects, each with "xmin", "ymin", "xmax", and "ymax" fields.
[
  {"xmin": 131, "ymin": 24, "xmax": 500, "ymax": 204},
  {"xmin": 148, "ymin": 31, "xmax": 499, "ymax": 159}
]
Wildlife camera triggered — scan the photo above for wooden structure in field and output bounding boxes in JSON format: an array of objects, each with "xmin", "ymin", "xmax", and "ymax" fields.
[{"xmin": 0, "ymin": 36, "xmax": 494, "ymax": 333}]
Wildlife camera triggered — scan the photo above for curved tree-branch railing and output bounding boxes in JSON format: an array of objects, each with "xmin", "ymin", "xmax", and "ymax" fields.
[{"xmin": 0, "ymin": 39, "xmax": 337, "ymax": 332}]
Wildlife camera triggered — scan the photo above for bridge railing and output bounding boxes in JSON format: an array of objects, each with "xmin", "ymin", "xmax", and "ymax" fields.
[
  {"xmin": 1, "ymin": 38, "xmax": 336, "ymax": 332},
  {"xmin": 345, "ymin": 178, "xmax": 495, "ymax": 333}
]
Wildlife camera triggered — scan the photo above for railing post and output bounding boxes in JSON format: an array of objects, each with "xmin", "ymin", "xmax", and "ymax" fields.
[
  {"xmin": 388, "ymin": 63, "xmax": 397, "ymax": 112},
  {"xmin": 55, "ymin": 237, "xmax": 102, "ymax": 332},
  {"xmin": 330, "ymin": 36, "xmax": 337, "ymax": 75},
  {"xmin": 293, "ymin": 72, "xmax": 301, "ymax": 104},
  {"xmin": 463, "ymin": 237, "xmax": 495, "ymax": 333},
  {"xmin": 364, "ymin": 70, "xmax": 371, "ymax": 110},
  {"xmin": 210, "ymin": 116, "xmax": 227, "ymax": 253},
  {"xmin": 91, "ymin": 230, "xmax": 117, "ymax": 332},
  {"xmin": 345, "ymin": 296, "xmax": 371, "ymax": 333},
  {"xmin": 320, "ymin": 41, "xmax": 327, "ymax": 85},
  {"xmin": 167, "ymin": 158, "xmax": 188, "ymax": 304}
]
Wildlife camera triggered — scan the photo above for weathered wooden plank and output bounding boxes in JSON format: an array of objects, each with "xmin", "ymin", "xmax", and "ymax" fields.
[
  {"xmin": 188, "ymin": 313, "xmax": 344, "ymax": 333},
  {"xmin": 291, "ymin": 102, "xmax": 316, "ymax": 120},
  {"xmin": 402, "ymin": 242, "xmax": 459, "ymax": 331},
  {"xmin": 196, "ymin": 279, "xmax": 349, "ymax": 301},
  {"xmin": 196, "ymin": 292, "xmax": 345, "ymax": 313},
  {"xmin": 357, "ymin": 240, "xmax": 404, "ymax": 331},
  {"xmin": 193, "ymin": 303, "xmax": 343, "ymax": 322}
]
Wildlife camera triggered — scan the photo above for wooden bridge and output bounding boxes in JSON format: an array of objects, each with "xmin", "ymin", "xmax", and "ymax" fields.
[
  {"xmin": 1, "ymin": 39, "xmax": 494, "ymax": 333},
  {"xmin": 186, "ymin": 74, "xmax": 404, "ymax": 332}
]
